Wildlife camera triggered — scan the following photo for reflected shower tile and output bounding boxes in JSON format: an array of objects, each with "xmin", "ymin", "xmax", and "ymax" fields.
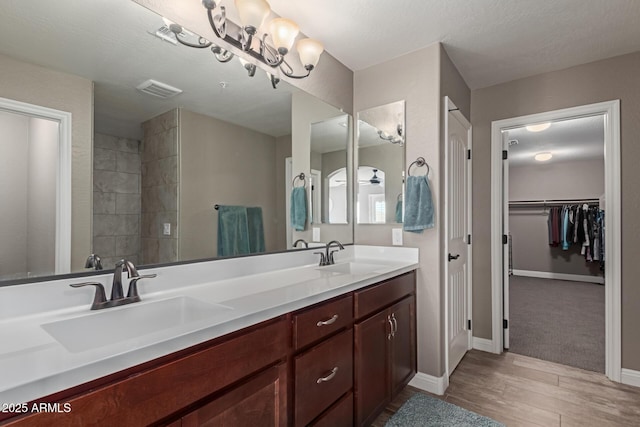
[
  {"xmin": 94, "ymin": 170, "xmax": 139, "ymax": 194},
  {"xmin": 158, "ymin": 238, "xmax": 177, "ymax": 263},
  {"xmin": 93, "ymin": 192, "xmax": 116, "ymax": 215},
  {"xmin": 92, "ymin": 236, "xmax": 115, "ymax": 257},
  {"xmin": 93, "ymin": 148, "xmax": 116, "ymax": 171},
  {"xmin": 93, "ymin": 215, "xmax": 118, "ymax": 236},
  {"xmin": 116, "ymin": 151, "xmax": 141, "ymax": 174},
  {"xmin": 116, "ymin": 193, "xmax": 141, "ymax": 214},
  {"xmin": 116, "ymin": 236, "xmax": 140, "ymax": 257}
]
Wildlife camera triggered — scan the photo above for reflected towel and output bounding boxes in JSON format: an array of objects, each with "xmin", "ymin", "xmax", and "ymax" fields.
[
  {"xmin": 403, "ymin": 175, "xmax": 435, "ymax": 233},
  {"xmin": 246, "ymin": 207, "xmax": 265, "ymax": 253},
  {"xmin": 395, "ymin": 200, "xmax": 403, "ymax": 223},
  {"xmin": 290, "ymin": 186, "xmax": 307, "ymax": 231},
  {"xmin": 217, "ymin": 205, "xmax": 250, "ymax": 257}
]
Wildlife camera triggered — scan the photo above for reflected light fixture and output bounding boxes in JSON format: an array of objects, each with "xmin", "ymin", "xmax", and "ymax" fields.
[
  {"xmin": 526, "ymin": 122, "xmax": 551, "ymax": 132},
  {"xmin": 168, "ymin": 0, "xmax": 324, "ymax": 84},
  {"xmin": 377, "ymin": 124, "xmax": 404, "ymax": 145},
  {"xmin": 369, "ymin": 169, "xmax": 381, "ymax": 185},
  {"xmin": 534, "ymin": 152, "xmax": 553, "ymax": 161}
]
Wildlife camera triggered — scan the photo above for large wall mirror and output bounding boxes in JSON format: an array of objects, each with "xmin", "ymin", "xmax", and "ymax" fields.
[
  {"xmin": 356, "ymin": 101, "xmax": 405, "ymax": 224},
  {"xmin": 0, "ymin": 0, "xmax": 353, "ymax": 285}
]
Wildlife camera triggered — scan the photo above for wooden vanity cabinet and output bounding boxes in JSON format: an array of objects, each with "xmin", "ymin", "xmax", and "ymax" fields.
[{"xmin": 353, "ymin": 272, "xmax": 416, "ymax": 426}]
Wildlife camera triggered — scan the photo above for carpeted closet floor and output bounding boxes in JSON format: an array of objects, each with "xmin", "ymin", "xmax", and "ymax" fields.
[{"xmin": 509, "ymin": 275, "xmax": 605, "ymax": 373}]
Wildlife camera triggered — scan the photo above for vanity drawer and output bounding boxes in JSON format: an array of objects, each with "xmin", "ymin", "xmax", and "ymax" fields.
[
  {"xmin": 354, "ymin": 271, "xmax": 415, "ymax": 320},
  {"xmin": 294, "ymin": 328, "xmax": 353, "ymax": 427},
  {"xmin": 310, "ymin": 391, "xmax": 353, "ymax": 427},
  {"xmin": 293, "ymin": 294, "xmax": 353, "ymax": 350}
]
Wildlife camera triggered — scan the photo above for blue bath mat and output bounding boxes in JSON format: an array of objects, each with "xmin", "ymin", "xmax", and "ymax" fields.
[{"xmin": 385, "ymin": 393, "xmax": 504, "ymax": 427}]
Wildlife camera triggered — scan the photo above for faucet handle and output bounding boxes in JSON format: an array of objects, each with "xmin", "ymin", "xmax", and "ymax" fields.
[
  {"xmin": 70, "ymin": 282, "xmax": 108, "ymax": 310},
  {"xmin": 313, "ymin": 251, "xmax": 327, "ymax": 266},
  {"xmin": 126, "ymin": 274, "xmax": 157, "ymax": 301}
]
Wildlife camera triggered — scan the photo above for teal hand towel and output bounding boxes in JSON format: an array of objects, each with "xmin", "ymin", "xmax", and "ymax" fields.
[
  {"xmin": 246, "ymin": 207, "xmax": 265, "ymax": 253},
  {"xmin": 403, "ymin": 175, "xmax": 435, "ymax": 233},
  {"xmin": 217, "ymin": 205, "xmax": 250, "ymax": 257},
  {"xmin": 395, "ymin": 200, "xmax": 403, "ymax": 223},
  {"xmin": 290, "ymin": 186, "xmax": 307, "ymax": 231}
]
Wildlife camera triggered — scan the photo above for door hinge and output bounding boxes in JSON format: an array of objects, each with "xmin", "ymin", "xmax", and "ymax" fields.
[
  {"xmin": 503, "ymin": 319, "xmax": 509, "ymax": 329},
  {"xmin": 467, "ymin": 319, "xmax": 472, "ymax": 330},
  {"xmin": 467, "ymin": 149, "xmax": 471, "ymax": 160},
  {"xmin": 502, "ymin": 234, "xmax": 508, "ymax": 245},
  {"xmin": 502, "ymin": 150, "xmax": 508, "ymax": 160},
  {"xmin": 467, "ymin": 234, "xmax": 471, "ymax": 244}
]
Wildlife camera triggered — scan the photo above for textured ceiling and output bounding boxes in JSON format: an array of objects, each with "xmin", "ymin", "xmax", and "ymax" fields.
[
  {"xmin": 268, "ymin": 0, "xmax": 640, "ymax": 89},
  {"xmin": 507, "ymin": 115, "xmax": 604, "ymax": 167}
]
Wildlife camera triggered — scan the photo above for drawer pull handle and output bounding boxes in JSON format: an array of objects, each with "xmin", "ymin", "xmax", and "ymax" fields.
[
  {"xmin": 388, "ymin": 315, "xmax": 394, "ymax": 340},
  {"xmin": 391, "ymin": 313, "xmax": 398, "ymax": 335},
  {"xmin": 316, "ymin": 367, "xmax": 339, "ymax": 384},
  {"xmin": 316, "ymin": 314, "xmax": 339, "ymax": 327}
]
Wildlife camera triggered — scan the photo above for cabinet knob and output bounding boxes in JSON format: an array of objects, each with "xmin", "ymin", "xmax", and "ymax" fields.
[
  {"xmin": 316, "ymin": 367, "xmax": 338, "ymax": 384},
  {"xmin": 316, "ymin": 314, "xmax": 339, "ymax": 327}
]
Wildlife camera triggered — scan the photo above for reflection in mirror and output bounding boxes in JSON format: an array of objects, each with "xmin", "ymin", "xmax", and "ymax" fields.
[
  {"xmin": 310, "ymin": 115, "xmax": 350, "ymax": 224},
  {"xmin": 0, "ymin": 0, "xmax": 352, "ymax": 285},
  {"xmin": 356, "ymin": 101, "xmax": 405, "ymax": 224}
]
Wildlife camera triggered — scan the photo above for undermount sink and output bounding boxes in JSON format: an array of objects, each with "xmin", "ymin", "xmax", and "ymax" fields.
[
  {"xmin": 317, "ymin": 262, "xmax": 385, "ymax": 275},
  {"xmin": 41, "ymin": 296, "xmax": 232, "ymax": 353}
]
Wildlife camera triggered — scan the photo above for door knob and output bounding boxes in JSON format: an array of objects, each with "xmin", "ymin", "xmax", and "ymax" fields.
[{"xmin": 448, "ymin": 253, "xmax": 460, "ymax": 262}]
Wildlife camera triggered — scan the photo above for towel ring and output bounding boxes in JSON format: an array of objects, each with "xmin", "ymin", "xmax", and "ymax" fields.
[
  {"xmin": 408, "ymin": 157, "xmax": 430, "ymax": 177},
  {"xmin": 292, "ymin": 172, "xmax": 306, "ymax": 188},
  {"xmin": 397, "ymin": 193, "xmax": 403, "ymax": 201}
]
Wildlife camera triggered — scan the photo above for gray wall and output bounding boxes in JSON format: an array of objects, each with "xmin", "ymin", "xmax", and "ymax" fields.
[
  {"xmin": 93, "ymin": 133, "xmax": 142, "ymax": 269},
  {"xmin": 0, "ymin": 111, "xmax": 29, "ymax": 279},
  {"xmin": 27, "ymin": 118, "xmax": 58, "ymax": 276},
  {"xmin": 178, "ymin": 109, "xmax": 280, "ymax": 258},
  {"xmin": 0, "ymin": 112, "xmax": 57, "ymax": 279},
  {"xmin": 275, "ymin": 135, "xmax": 292, "ymax": 251},
  {"xmin": 470, "ymin": 51, "xmax": 640, "ymax": 370},
  {"xmin": 353, "ymin": 43, "xmax": 470, "ymax": 378},
  {"xmin": 358, "ymin": 143, "xmax": 404, "ymax": 224},
  {"xmin": 0, "ymin": 53, "xmax": 93, "ymax": 273},
  {"xmin": 141, "ymin": 109, "xmax": 179, "ymax": 265}
]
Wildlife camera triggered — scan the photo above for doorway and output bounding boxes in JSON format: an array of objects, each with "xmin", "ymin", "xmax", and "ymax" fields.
[
  {"xmin": 505, "ymin": 115, "xmax": 605, "ymax": 372},
  {"xmin": 0, "ymin": 96, "xmax": 72, "ymax": 278},
  {"xmin": 490, "ymin": 101, "xmax": 621, "ymax": 381}
]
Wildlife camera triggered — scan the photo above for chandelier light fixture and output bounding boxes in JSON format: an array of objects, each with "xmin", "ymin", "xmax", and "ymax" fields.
[
  {"xmin": 168, "ymin": 0, "xmax": 324, "ymax": 83},
  {"xmin": 378, "ymin": 124, "xmax": 404, "ymax": 145}
]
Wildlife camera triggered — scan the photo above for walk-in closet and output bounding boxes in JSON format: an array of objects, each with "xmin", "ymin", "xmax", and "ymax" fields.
[{"xmin": 506, "ymin": 115, "xmax": 605, "ymax": 373}]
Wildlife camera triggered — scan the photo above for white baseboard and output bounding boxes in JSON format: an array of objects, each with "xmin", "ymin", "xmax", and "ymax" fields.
[
  {"xmin": 409, "ymin": 371, "xmax": 448, "ymax": 395},
  {"xmin": 472, "ymin": 337, "xmax": 496, "ymax": 353},
  {"xmin": 621, "ymin": 369, "xmax": 640, "ymax": 388},
  {"xmin": 512, "ymin": 269, "xmax": 605, "ymax": 285}
]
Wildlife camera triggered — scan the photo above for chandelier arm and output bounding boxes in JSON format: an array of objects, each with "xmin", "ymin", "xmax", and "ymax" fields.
[
  {"xmin": 211, "ymin": 46, "xmax": 235, "ymax": 63},
  {"xmin": 259, "ymin": 35, "xmax": 284, "ymax": 67},
  {"xmin": 279, "ymin": 60, "xmax": 312, "ymax": 79},
  {"xmin": 174, "ymin": 34, "xmax": 213, "ymax": 49},
  {"xmin": 207, "ymin": 7, "xmax": 227, "ymax": 39}
]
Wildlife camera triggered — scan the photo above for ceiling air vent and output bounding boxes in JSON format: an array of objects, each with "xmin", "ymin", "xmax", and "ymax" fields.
[{"xmin": 136, "ymin": 79, "xmax": 183, "ymax": 99}]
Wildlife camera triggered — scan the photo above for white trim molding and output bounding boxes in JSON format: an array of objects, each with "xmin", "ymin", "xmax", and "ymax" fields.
[
  {"xmin": 490, "ymin": 100, "xmax": 621, "ymax": 382},
  {"xmin": 0, "ymin": 96, "xmax": 72, "ymax": 275},
  {"xmin": 472, "ymin": 337, "xmax": 496, "ymax": 353},
  {"xmin": 621, "ymin": 369, "xmax": 640, "ymax": 388},
  {"xmin": 512, "ymin": 270, "xmax": 605, "ymax": 285},
  {"xmin": 409, "ymin": 372, "xmax": 449, "ymax": 396}
]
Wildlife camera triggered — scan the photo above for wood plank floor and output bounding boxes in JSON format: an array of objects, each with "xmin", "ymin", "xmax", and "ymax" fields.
[{"xmin": 372, "ymin": 350, "xmax": 640, "ymax": 426}]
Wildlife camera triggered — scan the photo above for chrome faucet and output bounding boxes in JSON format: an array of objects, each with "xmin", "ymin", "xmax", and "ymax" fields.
[
  {"xmin": 315, "ymin": 240, "xmax": 344, "ymax": 266},
  {"xmin": 84, "ymin": 254, "xmax": 103, "ymax": 270},
  {"xmin": 70, "ymin": 259, "xmax": 156, "ymax": 310},
  {"xmin": 293, "ymin": 239, "xmax": 309, "ymax": 248}
]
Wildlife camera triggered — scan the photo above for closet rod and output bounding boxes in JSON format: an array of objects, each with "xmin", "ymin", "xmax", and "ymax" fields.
[{"xmin": 509, "ymin": 198, "xmax": 599, "ymax": 207}]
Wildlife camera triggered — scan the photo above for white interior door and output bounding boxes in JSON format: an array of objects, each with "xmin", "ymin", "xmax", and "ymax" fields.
[
  {"xmin": 447, "ymin": 104, "xmax": 471, "ymax": 375},
  {"xmin": 502, "ymin": 132, "xmax": 510, "ymax": 349}
]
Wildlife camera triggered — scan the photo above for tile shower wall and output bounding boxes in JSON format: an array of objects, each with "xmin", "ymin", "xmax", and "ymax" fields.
[
  {"xmin": 93, "ymin": 133, "xmax": 141, "ymax": 269},
  {"xmin": 141, "ymin": 109, "xmax": 178, "ymax": 264}
]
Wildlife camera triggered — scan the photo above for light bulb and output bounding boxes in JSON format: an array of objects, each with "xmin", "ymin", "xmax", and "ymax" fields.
[
  {"xmin": 296, "ymin": 38, "xmax": 323, "ymax": 69},
  {"xmin": 234, "ymin": 0, "xmax": 271, "ymax": 32},
  {"xmin": 269, "ymin": 18, "xmax": 299, "ymax": 54}
]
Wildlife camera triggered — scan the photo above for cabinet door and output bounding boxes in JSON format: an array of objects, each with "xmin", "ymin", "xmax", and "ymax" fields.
[
  {"xmin": 354, "ymin": 309, "xmax": 390, "ymax": 427},
  {"xmin": 181, "ymin": 364, "xmax": 287, "ymax": 427},
  {"xmin": 390, "ymin": 296, "xmax": 416, "ymax": 396}
]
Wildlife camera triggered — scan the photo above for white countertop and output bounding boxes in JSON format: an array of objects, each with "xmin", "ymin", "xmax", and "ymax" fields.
[{"xmin": 0, "ymin": 245, "xmax": 418, "ymax": 405}]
